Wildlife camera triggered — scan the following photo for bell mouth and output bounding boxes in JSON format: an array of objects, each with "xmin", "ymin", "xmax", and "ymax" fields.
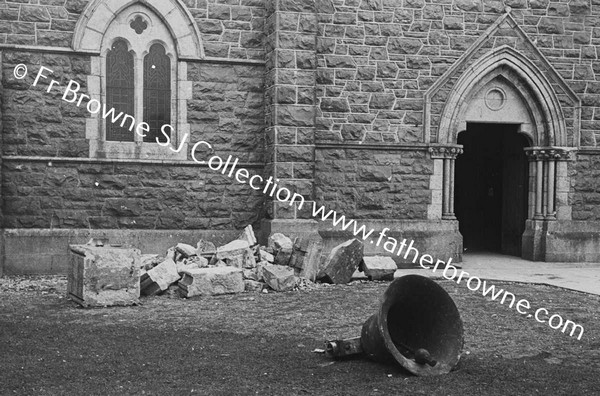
[{"xmin": 378, "ymin": 275, "xmax": 464, "ymax": 375}]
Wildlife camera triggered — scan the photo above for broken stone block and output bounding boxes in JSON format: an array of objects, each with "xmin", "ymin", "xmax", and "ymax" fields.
[
  {"xmin": 288, "ymin": 238, "xmax": 323, "ymax": 282},
  {"xmin": 254, "ymin": 262, "xmax": 268, "ymax": 282},
  {"xmin": 244, "ymin": 279, "xmax": 264, "ymax": 292},
  {"xmin": 166, "ymin": 247, "xmax": 176, "ymax": 261},
  {"xmin": 141, "ymin": 254, "xmax": 162, "ymax": 271},
  {"xmin": 178, "ymin": 267, "xmax": 244, "ymax": 297},
  {"xmin": 188, "ymin": 255, "xmax": 209, "ymax": 268},
  {"xmin": 175, "ymin": 255, "xmax": 209, "ymax": 274},
  {"xmin": 68, "ymin": 245, "xmax": 141, "ymax": 307},
  {"xmin": 212, "ymin": 239, "xmax": 256, "ymax": 269},
  {"xmin": 259, "ymin": 248, "xmax": 275, "ymax": 263},
  {"xmin": 269, "ymin": 233, "xmax": 293, "ymax": 250},
  {"xmin": 220, "ymin": 239, "xmax": 250, "ymax": 251},
  {"xmin": 360, "ymin": 256, "xmax": 397, "ymax": 281},
  {"xmin": 300, "ymin": 240, "xmax": 323, "ymax": 282},
  {"xmin": 196, "ymin": 239, "xmax": 217, "ymax": 257},
  {"xmin": 175, "ymin": 243, "xmax": 197, "ymax": 258},
  {"xmin": 238, "ymin": 225, "xmax": 258, "ymax": 247},
  {"xmin": 262, "ymin": 264, "xmax": 297, "ymax": 292},
  {"xmin": 269, "ymin": 233, "xmax": 294, "ymax": 266},
  {"xmin": 242, "ymin": 268, "xmax": 259, "ymax": 281},
  {"xmin": 318, "ymin": 239, "xmax": 364, "ymax": 284},
  {"xmin": 141, "ymin": 258, "xmax": 180, "ymax": 296}
]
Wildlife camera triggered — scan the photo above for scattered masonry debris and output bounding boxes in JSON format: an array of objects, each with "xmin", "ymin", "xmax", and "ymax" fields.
[
  {"xmin": 360, "ymin": 256, "xmax": 397, "ymax": 281},
  {"xmin": 178, "ymin": 267, "xmax": 245, "ymax": 297},
  {"xmin": 68, "ymin": 226, "xmax": 399, "ymax": 306},
  {"xmin": 317, "ymin": 239, "xmax": 364, "ymax": 284}
]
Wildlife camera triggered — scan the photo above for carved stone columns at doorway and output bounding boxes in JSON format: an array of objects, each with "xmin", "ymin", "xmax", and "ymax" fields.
[
  {"xmin": 428, "ymin": 146, "xmax": 463, "ymax": 220},
  {"xmin": 525, "ymin": 147, "xmax": 575, "ymax": 221}
]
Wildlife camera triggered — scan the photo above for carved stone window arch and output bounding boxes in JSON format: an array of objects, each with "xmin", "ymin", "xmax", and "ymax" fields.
[
  {"xmin": 75, "ymin": 0, "xmax": 200, "ymax": 160},
  {"xmin": 73, "ymin": 0, "xmax": 202, "ymax": 60}
]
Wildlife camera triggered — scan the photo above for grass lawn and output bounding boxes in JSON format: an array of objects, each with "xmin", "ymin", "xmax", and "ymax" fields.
[{"xmin": 1, "ymin": 275, "xmax": 599, "ymax": 395}]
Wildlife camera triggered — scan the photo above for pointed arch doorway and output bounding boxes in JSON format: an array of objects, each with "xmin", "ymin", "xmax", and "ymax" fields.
[
  {"xmin": 427, "ymin": 46, "xmax": 579, "ymax": 261},
  {"xmin": 455, "ymin": 123, "xmax": 530, "ymax": 256},
  {"xmin": 424, "ymin": 42, "xmax": 581, "ymax": 261}
]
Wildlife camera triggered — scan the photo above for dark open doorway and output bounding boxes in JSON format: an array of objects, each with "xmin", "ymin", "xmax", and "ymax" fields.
[{"xmin": 455, "ymin": 123, "xmax": 529, "ymax": 256}]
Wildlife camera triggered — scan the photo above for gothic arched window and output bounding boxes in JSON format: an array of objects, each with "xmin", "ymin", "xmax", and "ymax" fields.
[
  {"xmin": 143, "ymin": 43, "xmax": 171, "ymax": 143},
  {"xmin": 77, "ymin": 1, "xmax": 200, "ymax": 160},
  {"xmin": 106, "ymin": 39, "xmax": 135, "ymax": 142}
]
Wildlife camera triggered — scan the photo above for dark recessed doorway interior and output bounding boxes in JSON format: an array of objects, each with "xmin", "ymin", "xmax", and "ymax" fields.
[{"xmin": 455, "ymin": 123, "xmax": 529, "ymax": 256}]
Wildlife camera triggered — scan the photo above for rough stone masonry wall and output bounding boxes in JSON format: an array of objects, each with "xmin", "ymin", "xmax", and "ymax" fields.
[
  {"xmin": 2, "ymin": 160, "xmax": 264, "ymax": 230},
  {"xmin": 187, "ymin": 63, "xmax": 265, "ymax": 163},
  {"xmin": 2, "ymin": 51, "xmax": 90, "ymax": 157},
  {"xmin": 1, "ymin": 52, "xmax": 265, "ymax": 230},
  {"xmin": 313, "ymin": 0, "xmax": 600, "ymax": 221},
  {"xmin": 315, "ymin": 148, "xmax": 432, "ymax": 219},
  {"xmin": 0, "ymin": 0, "xmax": 268, "ymax": 233},
  {"xmin": 572, "ymin": 154, "xmax": 600, "ymax": 220},
  {"xmin": 0, "ymin": 0, "xmax": 266, "ymax": 61}
]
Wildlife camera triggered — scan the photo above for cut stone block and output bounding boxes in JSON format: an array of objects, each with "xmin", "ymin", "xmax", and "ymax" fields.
[
  {"xmin": 196, "ymin": 239, "xmax": 217, "ymax": 257},
  {"xmin": 254, "ymin": 262, "xmax": 268, "ymax": 282},
  {"xmin": 141, "ymin": 258, "xmax": 180, "ymax": 296},
  {"xmin": 269, "ymin": 233, "xmax": 293, "ymax": 250},
  {"xmin": 238, "ymin": 225, "xmax": 258, "ymax": 247},
  {"xmin": 259, "ymin": 248, "xmax": 275, "ymax": 263},
  {"xmin": 178, "ymin": 267, "xmax": 244, "ymax": 297},
  {"xmin": 262, "ymin": 264, "xmax": 297, "ymax": 292},
  {"xmin": 360, "ymin": 256, "xmax": 397, "ymax": 281},
  {"xmin": 269, "ymin": 233, "xmax": 294, "ymax": 266},
  {"xmin": 288, "ymin": 238, "xmax": 323, "ymax": 282},
  {"xmin": 68, "ymin": 245, "xmax": 141, "ymax": 307},
  {"xmin": 166, "ymin": 247, "xmax": 176, "ymax": 261},
  {"xmin": 212, "ymin": 239, "xmax": 256, "ymax": 268},
  {"xmin": 243, "ymin": 268, "xmax": 255, "ymax": 280},
  {"xmin": 175, "ymin": 243, "xmax": 197, "ymax": 258},
  {"xmin": 318, "ymin": 239, "xmax": 364, "ymax": 284},
  {"xmin": 176, "ymin": 256, "xmax": 209, "ymax": 274}
]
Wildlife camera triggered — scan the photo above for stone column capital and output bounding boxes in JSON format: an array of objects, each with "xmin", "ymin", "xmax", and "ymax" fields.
[
  {"xmin": 428, "ymin": 145, "xmax": 463, "ymax": 159},
  {"xmin": 525, "ymin": 147, "xmax": 576, "ymax": 161}
]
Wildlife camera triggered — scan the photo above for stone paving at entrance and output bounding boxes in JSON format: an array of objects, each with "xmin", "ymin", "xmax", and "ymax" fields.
[{"xmin": 395, "ymin": 252, "xmax": 600, "ymax": 296}]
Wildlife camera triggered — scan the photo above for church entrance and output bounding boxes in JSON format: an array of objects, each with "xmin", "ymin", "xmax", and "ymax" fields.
[{"xmin": 455, "ymin": 123, "xmax": 529, "ymax": 256}]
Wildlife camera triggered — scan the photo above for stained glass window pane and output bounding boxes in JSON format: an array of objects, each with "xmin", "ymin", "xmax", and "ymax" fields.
[
  {"xmin": 143, "ymin": 43, "xmax": 171, "ymax": 143},
  {"xmin": 106, "ymin": 39, "xmax": 135, "ymax": 142}
]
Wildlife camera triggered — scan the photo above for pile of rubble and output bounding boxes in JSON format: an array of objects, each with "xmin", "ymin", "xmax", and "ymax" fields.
[
  {"xmin": 138, "ymin": 226, "xmax": 322, "ymax": 297},
  {"xmin": 139, "ymin": 226, "xmax": 399, "ymax": 298},
  {"xmin": 68, "ymin": 225, "xmax": 400, "ymax": 306}
]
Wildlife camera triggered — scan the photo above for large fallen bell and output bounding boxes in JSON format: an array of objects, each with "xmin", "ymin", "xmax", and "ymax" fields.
[{"xmin": 325, "ymin": 274, "xmax": 464, "ymax": 376}]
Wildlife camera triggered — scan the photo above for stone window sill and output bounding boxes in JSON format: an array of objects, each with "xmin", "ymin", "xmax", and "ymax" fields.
[{"xmin": 89, "ymin": 140, "xmax": 187, "ymax": 161}]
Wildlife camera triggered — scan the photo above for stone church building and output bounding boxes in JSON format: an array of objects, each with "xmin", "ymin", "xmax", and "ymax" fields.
[{"xmin": 1, "ymin": 0, "xmax": 599, "ymax": 274}]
